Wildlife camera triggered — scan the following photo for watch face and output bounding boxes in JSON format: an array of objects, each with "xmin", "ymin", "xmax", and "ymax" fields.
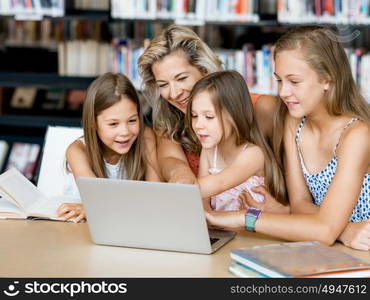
[{"xmin": 248, "ymin": 208, "xmax": 260, "ymax": 217}]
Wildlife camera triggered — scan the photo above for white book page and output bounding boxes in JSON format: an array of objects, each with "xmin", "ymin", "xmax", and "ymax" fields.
[
  {"xmin": 29, "ymin": 195, "xmax": 81, "ymax": 218},
  {"xmin": 0, "ymin": 168, "xmax": 44, "ymax": 212},
  {"xmin": 0, "ymin": 190, "xmax": 25, "ymax": 215}
]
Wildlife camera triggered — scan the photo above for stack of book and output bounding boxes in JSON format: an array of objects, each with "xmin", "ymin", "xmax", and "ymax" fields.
[{"xmin": 229, "ymin": 241, "xmax": 370, "ymax": 278}]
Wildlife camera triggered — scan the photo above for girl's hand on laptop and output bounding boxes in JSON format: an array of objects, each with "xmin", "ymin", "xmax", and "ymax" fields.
[
  {"xmin": 56, "ymin": 203, "xmax": 86, "ymax": 223},
  {"xmin": 240, "ymin": 186, "xmax": 290, "ymax": 214},
  {"xmin": 204, "ymin": 210, "xmax": 245, "ymax": 232}
]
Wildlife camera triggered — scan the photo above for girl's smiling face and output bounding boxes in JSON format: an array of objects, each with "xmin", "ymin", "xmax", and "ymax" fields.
[
  {"xmin": 274, "ymin": 49, "xmax": 329, "ymax": 118},
  {"xmin": 96, "ymin": 97, "xmax": 140, "ymax": 163}
]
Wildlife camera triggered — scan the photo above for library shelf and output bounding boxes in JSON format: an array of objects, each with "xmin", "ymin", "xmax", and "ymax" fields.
[
  {"xmin": 0, "ymin": 114, "xmax": 81, "ymax": 129},
  {"xmin": 0, "ymin": 72, "xmax": 96, "ymax": 90}
]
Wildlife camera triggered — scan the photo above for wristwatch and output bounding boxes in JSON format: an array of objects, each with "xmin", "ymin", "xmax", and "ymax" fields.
[{"xmin": 245, "ymin": 208, "xmax": 262, "ymax": 232}]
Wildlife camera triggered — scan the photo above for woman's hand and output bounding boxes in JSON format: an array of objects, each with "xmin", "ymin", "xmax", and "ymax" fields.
[
  {"xmin": 56, "ymin": 203, "xmax": 86, "ymax": 223},
  {"xmin": 339, "ymin": 220, "xmax": 370, "ymax": 251},
  {"xmin": 204, "ymin": 210, "xmax": 245, "ymax": 231}
]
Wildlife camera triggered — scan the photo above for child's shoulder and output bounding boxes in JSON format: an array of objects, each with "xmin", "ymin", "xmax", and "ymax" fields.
[
  {"xmin": 66, "ymin": 138, "xmax": 86, "ymax": 157},
  {"xmin": 236, "ymin": 143, "xmax": 264, "ymax": 163},
  {"xmin": 340, "ymin": 119, "xmax": 370, "ymax": 148},
  {"xmin": 284, "ymin": 114, "xmax": 303, "ymax": 135}
]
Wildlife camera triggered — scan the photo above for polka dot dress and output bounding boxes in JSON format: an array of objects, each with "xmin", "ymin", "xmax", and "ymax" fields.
[{"xmin": 295, "ymin": 117, "xmax": 370, "ymax": 222}]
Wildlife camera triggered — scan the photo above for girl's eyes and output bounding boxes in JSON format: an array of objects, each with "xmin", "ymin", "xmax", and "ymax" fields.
[
  {"xmin": 109, "ymin": 123, "xmax": 118, "ymax": 126},
  {"xmin": 275, "ymin": 79, "xmax": 299, "ymax": 85},
  {"xmin": 178, "ymin": 77, "xmax": 187, "ymax": 81},
  {"xmin": 191, "ymin": 115, "xmax": 214, "ymax": 120},
  {"xmin": 158, "ymin": 83, "xmax": 168, "ymax": 88},
  {"xmin": 128, "ymin": 119, "xmax": 138, "ymax": 123}
]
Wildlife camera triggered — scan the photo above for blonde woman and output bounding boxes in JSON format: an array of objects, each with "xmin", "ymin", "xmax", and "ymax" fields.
[
  {"xmin": 138, "ymin": 25, "xmax": 278, "ymax": 186},
  {"xmin": 206, "ymin": 26, "xmax": 370, "ymax": 251},
  {"xmin": 57, "ymin": 73, "xmax": 161, "ymax": 222}
]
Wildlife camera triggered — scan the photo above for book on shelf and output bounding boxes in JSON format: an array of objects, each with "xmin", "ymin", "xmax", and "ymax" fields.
[
  {"xmin": 42, "ymin": 88, "xmax": 66, "ymax": 110},
  {"xmin": 10, "ymin": 87, "xmax": 37, "ymax": 109},
  {"xmin": 277, "ymin": 0, "xmax": 370, "ymax": 24},
  {"xmin": 230, "ymin": 241, "xmax": 370, "ymax": 278},
  {"xmin": 0, "ymin": 168, "xmax": 80, "ymax": 221},
  {"xmin": 0, "ymin": 140, "xmax": 9, "ymax": 171},
  {"xmin": 5, "ymin": 142, "xmax": 41, "ymax": 181}
]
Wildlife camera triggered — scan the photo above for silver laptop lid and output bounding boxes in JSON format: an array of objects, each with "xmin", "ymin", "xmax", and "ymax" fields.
[{"xmin": 77, "ymin": 178, "xmax": 214, "ymax": 254}]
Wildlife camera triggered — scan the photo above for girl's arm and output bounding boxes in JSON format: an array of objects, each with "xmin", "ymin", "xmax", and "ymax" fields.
[
  {"xmin": 156, "ymin": 134, "xmax": 197, "ymax": 184},
  {"xmin": 207, "ymin": 119, "xmax": 370, "ymax": 247},
  {"xmin": 198, "ymin": 148, "xmax": 212, "ymax": 211},
  {"xmin": 197, "ymin": 145, "xmax": 265, "ymax": 199},
  {"xmin": 56, "ymin": 140, "xmax": 94, "ymax": 222},
  {"xmin": 338, "ymin": 220, "xmax": 370, "ymax": 251},
  {"xmin": 65, "ymin": 140, "xmax": 96, "ymax": 177},
  {"xmin": 143, "ymin": 127, "xmax": 162, "ymax": 182}
]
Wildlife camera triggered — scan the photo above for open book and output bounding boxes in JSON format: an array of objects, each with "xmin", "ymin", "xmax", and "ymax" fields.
[
  {"xmin": 0, "ymin": 168, "xmax": 80, "ymax": 221},
  {"xmin": 230, "ymin": 241, "xmax": 370, "ymax": 278}
]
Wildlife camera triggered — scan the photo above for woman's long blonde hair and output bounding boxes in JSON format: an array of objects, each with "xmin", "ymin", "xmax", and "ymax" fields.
[
  {"xmin": 138, "ymin": 25, "xmax": 222, "ymax": 147},
  {"xmin": 186, "ymin": 71, "xmax": 287, "ymax": 205},
  {"xmin": 272, "ymin": 26, "xmax": 370, "ymax": 169},
  {"xmin": 82, "ymin": 72, "xmax": 145, "ymax": 180}
]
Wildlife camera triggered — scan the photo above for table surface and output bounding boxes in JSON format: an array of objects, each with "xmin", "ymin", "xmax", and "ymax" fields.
[{"xmin": 1, "ymin": 220, "xmax": 369, "ymax": 277}]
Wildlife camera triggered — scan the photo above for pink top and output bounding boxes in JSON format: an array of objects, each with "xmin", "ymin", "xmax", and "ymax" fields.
[{"xmin": 208, "ymin": 145, "xmax": 265, "ymax": 211}]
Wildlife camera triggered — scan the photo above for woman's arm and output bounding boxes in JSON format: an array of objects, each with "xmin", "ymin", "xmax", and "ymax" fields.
[
  {"xmin": 156, "ymin": 134, "xmax": 197, "ymax": 184},
  {"xmin": 197, "ymin": 145, "xmax": 265, "ymax": 198},
  {"xmin": 143, "ymin": 127, "xmax": 162, "ymax": 182},
  {"xmin": 198, "ymin": 148, "xmax": 212, "ymax": 210}
]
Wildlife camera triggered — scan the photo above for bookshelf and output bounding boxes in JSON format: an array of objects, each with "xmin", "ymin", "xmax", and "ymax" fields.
[
  {"xmin": 0, "ymin": 72, "xmax": 95, "ymax": 89},
  {"xmin": 0, "ymin": 0, "xmax": 369, "ymax": 180}
]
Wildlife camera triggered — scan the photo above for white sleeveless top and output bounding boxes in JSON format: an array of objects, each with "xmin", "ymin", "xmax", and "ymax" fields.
[{"xmin": 63, "ymin": 138, "xmax": 127, "ymax": 198}]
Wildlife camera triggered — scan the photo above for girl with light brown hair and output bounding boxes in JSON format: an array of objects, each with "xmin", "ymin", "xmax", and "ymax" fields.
[
  {"xmin": 206, "ymin": 26, "xmax": 370, "ymax": 251},
  {"xmin": 57, "ymin": 73, "xmax": 161, "ymax": 222},
  {"xmin": 186, "ymin": 70, "xmax": 287, "ymax": 211}
]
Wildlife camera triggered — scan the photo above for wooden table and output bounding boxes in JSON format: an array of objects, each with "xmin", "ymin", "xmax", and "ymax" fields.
[{"xmin": 1, "ymin": 220, "xmax": 369, "ymax": 277}]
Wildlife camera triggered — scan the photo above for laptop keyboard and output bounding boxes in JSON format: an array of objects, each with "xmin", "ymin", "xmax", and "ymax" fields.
[{"xmin": 210, "ymin": 238, "xmax": 219, "ymax": 245}]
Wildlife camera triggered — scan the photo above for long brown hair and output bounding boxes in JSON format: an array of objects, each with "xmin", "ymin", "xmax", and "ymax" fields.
[
  {"xmin": 186, "ymin": 70, "xmax": 287, "ymax": 204},
  {"xmin": 82, "ymin": 72, "xmax": 145, "ymax": 180},
  {"xmin": 138, "ymin": 25, "xmax": 222, "ymax": 148},
  {"xmin": 272, "ymin": 26, "xmax": 370, "ymax": 169}
]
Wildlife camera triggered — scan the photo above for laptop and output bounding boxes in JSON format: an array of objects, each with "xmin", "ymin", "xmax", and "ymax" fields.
[{"xmin": 76, "ymin": 177, "xmax": 236, "ymax": 254}]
